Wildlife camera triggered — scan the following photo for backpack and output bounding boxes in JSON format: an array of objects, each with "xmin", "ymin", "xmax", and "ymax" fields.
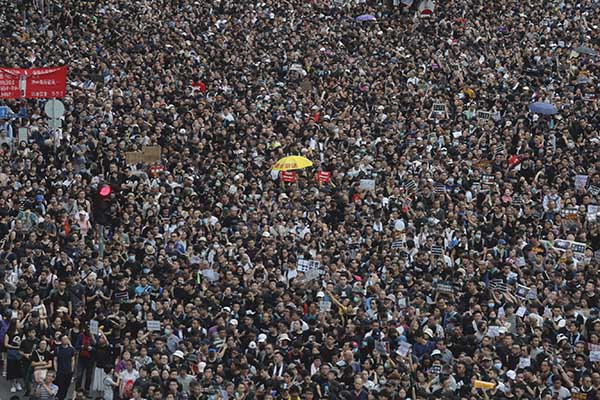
[{"xmin": 80, "ymin": 334, "xmax": 92, "ymax": 358}]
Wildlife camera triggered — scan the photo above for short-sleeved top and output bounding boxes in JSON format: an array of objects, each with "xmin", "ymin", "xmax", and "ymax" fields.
[
  {"xmin": 32, "ymin": 349, "xmax": 53, "ymax": 366},
  {"xmin": 50, "ymin": 290, "xmax": 70, "ymax": 309},
  {"xmin": 20, "ymin": 337, "xmax": 37, "ymax": 355},
  {"xmin": 36, "ymin": 382, "xmax": 59, "ymax": 400},
  {"xmin": 56, "ymin": 345, "xmax": 76, "ymax": 375}
]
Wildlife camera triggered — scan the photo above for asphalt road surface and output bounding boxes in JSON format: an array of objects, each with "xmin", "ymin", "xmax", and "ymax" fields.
[{"xmin": 0, "ymin": 375, "xmax": 78, "ymax": 400}]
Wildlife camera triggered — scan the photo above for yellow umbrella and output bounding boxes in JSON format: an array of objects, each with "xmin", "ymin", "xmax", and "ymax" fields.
[{"xmin": 272, "ymin": 155, "xmax": 313, "ymax": 171}]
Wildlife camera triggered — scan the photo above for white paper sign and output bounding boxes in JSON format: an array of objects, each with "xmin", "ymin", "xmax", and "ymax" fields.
[
  {"xmin": 147, "ymin": 320, "xmax": 162, "ymax": 331},
  {"xmin": 589, "ymin": 351, "xmax": 600, "ymax": 362},
  {"xmin": 518, "ymin": 357, "xmax": 531, "ymax": 369},
  {"xmin": 297, "ymin": 259, "xmax": 321, "ymax": 272},
  {"xmin": 553, "ymin": 239, "xmax": 587, "ymax": 260},
  {"xmin": 359, "ymin": 179, "xmax": 376, "ymax": 191},
  {"xmin": 516, "ymin": 306, "xmax": 527, "ymax": 317},
  {"xmin": 588, "ymin": 205, "xmax": 598, "ymax": 222},
  {"xmin": 397, "ymin": 342, "xmax": 411, "ymax": 357},
  {"xmin": 515, "ymin": 284, "xmax": 531, "ymax": 299},
  {"xmin": 297, "ymin": 268, "xmax": 324, "ymax": 284},
  {"xmin": 574, "ymin": 175, "xmax": 589, "ymax": 190},
  {"xmin": 487, "ymin": 326, "xmax": 500, "ymax": 337},
  {"xmin": 89, "ymin": 320, "xmax": 99, "ymax": 335},
  {"xmin": 319, "ymin": 301, "xmax": 332, "ymax": 312}
]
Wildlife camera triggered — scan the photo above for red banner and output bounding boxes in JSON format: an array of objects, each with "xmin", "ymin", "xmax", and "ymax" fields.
[
  {"xmin": 0, "ymin": 66, "xmax": 68, "ymax": 99},
  {"xmin": 280, "ymin": 171, "xmax": 297, "ymax": 183},
  {"xmin": 27, "ymin": 66, "xmax": 68, "ymax": 98},
  {"xmin": 317, "ymin": 171, "xmax": 331, "ymax": 183},
  {"xmin": 0, "ymin": 68, "xmax": 22, "ymax": 99}
]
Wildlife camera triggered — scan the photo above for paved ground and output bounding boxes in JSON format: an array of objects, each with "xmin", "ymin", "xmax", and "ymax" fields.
[{"xmin": 0, "ymin": 375, "xmax": 78, "ymax": 400}]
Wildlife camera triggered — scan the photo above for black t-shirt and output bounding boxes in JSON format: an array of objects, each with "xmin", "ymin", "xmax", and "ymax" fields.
[
  {"xmin": 93, "ymin": 344, "xmax": 115, "ymax": 369},
  {"xmin": 320, "ymin": 345, "xmax": 339, "ymax": 363},
  {"xmin": 112, "ymin": 287, "xmax": 131, "ymax": 303},
  {"xmin": 133, "ymin": 377, "xmax": 150, "ymax": 396},
  {"xmin": 112, "ymin": 287, "xmax": 134, "ymax": 311},
  {"xmin": 31, "ymin": 350, "xmax": 53, "ymax": 366},
  {"xmin": 84, "ymin": 285, "xmax": 97, "ymax": 307},
  {"xmin": 50, "ymin": 290, "xmax": 70, "ymax": 309},
  {"xmin": 20, "ymin": 338, "xmax": 37, "ymax": 356},
  {"xmin": 69, "ymin": 283, "xmax": 86, "ymax": 307},
  {"xmin": 148, "ymin": 286, "xmax": 163, "ymax": 301}
]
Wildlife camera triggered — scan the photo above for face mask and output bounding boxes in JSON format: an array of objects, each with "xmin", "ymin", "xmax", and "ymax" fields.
[
  {"xmin": 164, "ymin": 329, "xmax": 172, "ymax": 335},
  {"xmin": 143, "ymin": 268, "xmax": 150, "ymax": 274},
  {"xmin": 475, "ymin": 234, "xmax": 481, "ymax": 239},
  {"xmin": 488, "ymin": 303, "xmax": 495, "ymax": 309},
  {"xmin": 494, "ymin": 362, "xmax": 502, "ymax": 370},
  {"xmin": 353, "ymin": 297, "xmax": 361, "ymax": 303}
]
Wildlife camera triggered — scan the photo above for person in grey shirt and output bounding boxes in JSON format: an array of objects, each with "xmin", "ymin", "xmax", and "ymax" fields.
[
  {"xmin": 33, "ymin": 370, "xmax": 59, "ymax": 400},
  {"xmin": 175, "ymin": 367, "xmax": 195, "ymax": 395}
]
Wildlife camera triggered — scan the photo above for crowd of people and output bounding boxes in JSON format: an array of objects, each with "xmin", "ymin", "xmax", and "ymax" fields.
[{"xmin": 0, "ymin": 0, "xmax": 599, "ymax": 399}]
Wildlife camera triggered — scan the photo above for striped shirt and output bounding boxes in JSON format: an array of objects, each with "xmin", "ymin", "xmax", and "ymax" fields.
[{"xmin": 36, "ymin": 382, "xmax": 59, "ymax": 400}]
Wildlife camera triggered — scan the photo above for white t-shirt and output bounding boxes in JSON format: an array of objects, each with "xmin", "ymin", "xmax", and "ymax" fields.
[{"xmin": 120, "ymin": 369, "xmax": 140, "ymax": 396}]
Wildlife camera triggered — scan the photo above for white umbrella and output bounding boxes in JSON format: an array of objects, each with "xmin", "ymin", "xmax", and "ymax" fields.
[{"xmin": 419, "ymin": 0, "xmax": 435, "ymax": 16}]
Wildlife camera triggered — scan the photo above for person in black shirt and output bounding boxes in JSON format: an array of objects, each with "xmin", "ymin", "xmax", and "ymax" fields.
[
  {"xmin": 5, "ymin": 318, "xmax": 24, "ymax": 393},
  {"xmin": 111, "ymin": 277, "xmax": 134, "ymax": 313},
  {"xmin": 84, "ymin": 275, "xmax": 98, "ymax": 313},
  {"xmin": 69, "ymin": 277, "xmax": 86, "ymax": 311},
  {"xmin": 133, "ymin": 367, "xmax": 151, "ymax": 397},
  {"xmin": 49, "ymin": 280, "xmax": 71, "ymax": 318},
  {"xmin": 54, "ymin": 335, "xmax": 76, "ymax": 400},
  {"xmin": 148, "ymin": 277, "xmax": 164, "ymax": 302},
  {"xmin": 31, "ymin": 339, "xmax": 53, "ymax": 384},
  {"xmin": 19, "ymin": 327, "xmax": 37, "ymax": 395},
  {"xmin": 91, "ymin": 330, "xmax": 115, "ymax": 394}
]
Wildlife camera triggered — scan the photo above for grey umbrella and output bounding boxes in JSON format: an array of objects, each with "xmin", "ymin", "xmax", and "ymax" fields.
[{"xmin": 573, "ymin": 46, "xmax": 597, "ymax": 56}]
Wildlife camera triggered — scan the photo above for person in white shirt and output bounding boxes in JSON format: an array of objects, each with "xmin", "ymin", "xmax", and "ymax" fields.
[{"xmin": 119, "ymin": 361, "xmax": 140, "ymax": 399}]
